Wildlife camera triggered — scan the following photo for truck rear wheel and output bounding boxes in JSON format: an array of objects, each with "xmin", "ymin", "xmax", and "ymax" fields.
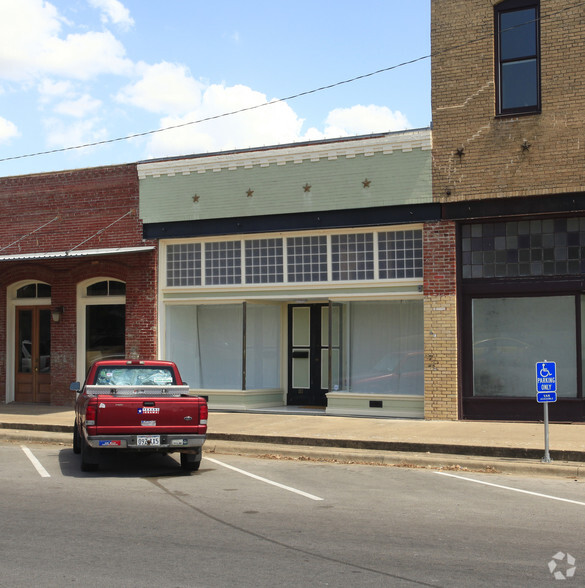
[
  {"xmin": 180, "ymin": 452, "xmax": 201, "ymax": 472},
  {"xmin": 81, "ymin": 438, "xmax": 99, "ymax": 472}
]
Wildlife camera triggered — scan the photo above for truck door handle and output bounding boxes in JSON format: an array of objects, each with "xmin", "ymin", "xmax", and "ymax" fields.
[{"xmin": 143, "ymin": 401, "xmax": 155, "ymax": 407}]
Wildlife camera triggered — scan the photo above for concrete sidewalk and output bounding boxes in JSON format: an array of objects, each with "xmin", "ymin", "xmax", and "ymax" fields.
[{"xmin": 1, "ymin": 403, "xmax": 585, "ymax": 478}]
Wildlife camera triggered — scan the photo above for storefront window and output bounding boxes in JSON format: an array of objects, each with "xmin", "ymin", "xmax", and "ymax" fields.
[
  {"xmin": 166, "ymin": 304, "xmax": 243, "ymax": 389},
  {"xmin": 246, "ymin": 304, "xmax": 281, "ymax": 389},
  {"xmin": 472, "ymin": 296, "xmax": 577, "ymax": 397},
  {"xmin": 348, "ymin": 300, "xmax": 423, "ymax": 395}
]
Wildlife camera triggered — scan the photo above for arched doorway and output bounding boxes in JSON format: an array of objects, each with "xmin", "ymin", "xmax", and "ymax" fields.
[
  {"xmin": 11, "ymin": 282, "xmax": 52, "ymax": 403},
  {"xmin": 77, "ymin": 278, "xmax": 126, "ymax": 378}
]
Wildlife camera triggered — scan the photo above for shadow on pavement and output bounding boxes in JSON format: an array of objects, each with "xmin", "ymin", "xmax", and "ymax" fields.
[{"xmin": 58, "ymin": 448, "xmax": 213, "ymax": 479}]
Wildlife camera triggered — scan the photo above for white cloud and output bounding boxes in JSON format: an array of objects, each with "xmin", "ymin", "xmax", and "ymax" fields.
[
  {"xmin": 38, "ymin": 79, "xmax": 74, "ymax": 101},
  {"xmin": 143, "ymin": 85, "xmax": 413, "ymax": 159},
  {"xmin": 43, "ymin": 116, "xmax": 106, "ymax": 150},
  {"xmin": 145, "ymin": 84, "xmax": 304, "ymax": 158},
  {"xmin": 116, "ymin": 62, "xmax": 204, "ymax": 115},
  {"xmin": 54, "ymin": 94, "xmax": 102, "ymax": 118},
  {"xmin": 88, "ymin": 0, "xmax": 134, "ymax": 31},
  {"xmin": 323, "ymin": 105, "xmax": 411, "ymax": 137},
  {"xmin": 0, "ymin": 117, "xmax": 19, "ymax": 143},
  {"xmin": 0, "ymin": 0, "xmax": 132, "ymax": 82}
]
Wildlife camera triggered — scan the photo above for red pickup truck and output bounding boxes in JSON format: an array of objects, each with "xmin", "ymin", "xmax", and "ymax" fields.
[{"xmin": 71, "ymin": 359, "xmax": 207, "ymax": 473}]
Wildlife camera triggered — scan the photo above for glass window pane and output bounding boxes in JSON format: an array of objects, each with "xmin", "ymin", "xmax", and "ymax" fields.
[
  {"xmin": 17, "ymin": 284, "xmax": 37, "ymax": 299},
  {"xmin": 472, "ymin": 297, "xmax": 576, "ymax": 397},
  {"xmin": 500, "ymin": 8, "xmax": 537, "ymax": 60},
  {"xmin": 349, "ymin": 300, "xmax": 423, "ymax": 395},
  {"xmin": 501, "ymin": 59, "xmax": 538, "ymax": 110},
  {"xmin": 166, "ymin": 305, "xmax": 243, "ymax": 390},
  {"xmin": 18, "ymin": 310, "xmax": 32, "ymax": 373},
  {"xmin": 87, "ymin": 281, "xmax": 108, "ymax": 296},
  {"xmin": 108, "ymin": 281, "xmax": 126, "ymax": 295},
  {"xmin": 85, "ymin": 304, "xmax": 125, "ymax": 369},
  {"xmin": 246, "ymin": 304, "xmax": 281, "ymax": 389},
  {"xmin": 37, "ymin": 283, "xmax": 51, "ymax": 298}
]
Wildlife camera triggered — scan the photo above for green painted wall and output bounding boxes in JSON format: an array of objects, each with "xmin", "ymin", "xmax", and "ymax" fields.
[{"xmin": 140, "ymin": 148, "xmax": 431, "ymax": 224}]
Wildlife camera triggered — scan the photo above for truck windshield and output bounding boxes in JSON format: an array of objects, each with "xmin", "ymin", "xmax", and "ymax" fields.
[{"xmin": 94, "ymin": 367, "xmax": 176, "ymax": 386}]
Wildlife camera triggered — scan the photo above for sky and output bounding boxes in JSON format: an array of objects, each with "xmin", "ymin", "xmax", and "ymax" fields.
[{"xmin": 0, "ymin": 0, "xmax": 431, "ymax": 177}]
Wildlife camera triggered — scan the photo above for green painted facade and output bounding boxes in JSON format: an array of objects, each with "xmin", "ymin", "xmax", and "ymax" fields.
[{"xmin": 139, "ymin": 132, "xmax": 431, "ymax": 224}]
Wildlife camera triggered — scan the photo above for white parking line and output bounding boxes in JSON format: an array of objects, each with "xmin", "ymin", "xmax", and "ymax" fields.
[
  {"xmin": 205, "ymin": 457, "xmax": 324, "ymax": 501},
  {"xmin": 21, "ymin": 446, "xmax": 51, "ymax": 478},
  {"xmin": 435, "ymin": 471, "xmax": 585, "ymax": 506}
]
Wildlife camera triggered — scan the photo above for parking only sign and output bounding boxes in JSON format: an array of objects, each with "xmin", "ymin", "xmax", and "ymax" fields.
[{"xmin": 536, "ymin": 361, "xmax": 557, "ymax": 402}]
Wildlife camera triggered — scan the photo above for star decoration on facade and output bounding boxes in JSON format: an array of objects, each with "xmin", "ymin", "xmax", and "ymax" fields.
[
  {"xmin": 303, "ymin": 183, "xmax": 311, "ymax": 193},
  {"xmin": 362, "ymin": 178, "xmax": 372, "ymax": 188},
  {"xmin": 246, "ymin": 188, "xmax": 254, "ymax": 197},
  {"xmin": 192, "ymin": 195, "xmax": 200, "ymax": 203}
]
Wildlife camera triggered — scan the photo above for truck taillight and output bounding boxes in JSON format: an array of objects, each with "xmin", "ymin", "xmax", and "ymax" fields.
[
  {"xmin": 86, "ymin": 399, "xmax": 97, "ymax": 426},
  {"xmin": 200, "ymin": 401, "xmax": 208, "ymax": 425}
]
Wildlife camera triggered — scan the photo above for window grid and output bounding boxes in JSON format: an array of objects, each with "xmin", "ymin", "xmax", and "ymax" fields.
[
  {"xmin": 461, "ymin": 218, "xmax": 585, "ymax": 279},
  {"xmin": 378, "ymin": 230, "xmax": 423, "ymax": 279},
  {"xmin": 166, "ymin": 229, "xmax": 423, "ymax": 287},
  {"xmin": 205, "ymin": 241, "xmax": 242, "ymax": 285},
  {"xmin": 245, "ymin": 238, "xmax": 284, "ymax": 284},
  {"xmin": 331, "ymin": 233, "xmax": 375, "ymax": 281},
  {"xmin": 286, "ymin": 236, "xmax": 328, "ymax": 282},
  {"xmin": 167, "ymin": 243, "xmax": 201, "ymax": 286}
]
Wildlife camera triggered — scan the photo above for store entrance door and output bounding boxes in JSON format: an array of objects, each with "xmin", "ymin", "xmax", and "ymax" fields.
[
  {"xmin": 15, "ymin": 307, "xmax": 51, "ymax": 403},
  {"xmin": 287, "ymin": 304, "xmax": 329, "ymax": 407}
]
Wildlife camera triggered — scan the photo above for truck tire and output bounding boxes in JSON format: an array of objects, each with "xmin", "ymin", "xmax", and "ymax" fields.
[
  {"xmin": 73, "ymin": 421, "xmax": 81, "ymax": 454},
  {"xmin": 180, "ymin": 452, "xmax": 201, "ymax": 472},
  {"xmin": 81, "ymin": 438, "xmax": 99, "ymax": 472}
]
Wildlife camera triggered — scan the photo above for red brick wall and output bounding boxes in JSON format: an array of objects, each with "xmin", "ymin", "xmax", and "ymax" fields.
[
  {"xmin": 0, "ymin": 164, "xmax": 157, "ymax": 406},
  {"xmin": 423, "ymin": 221, "xmax": 457, "ymax": 296}
]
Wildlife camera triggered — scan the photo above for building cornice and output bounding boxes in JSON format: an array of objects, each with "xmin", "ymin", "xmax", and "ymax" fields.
[{"xmin": 137, "ymin": 129, "xmax": 431, "ymax": 179}]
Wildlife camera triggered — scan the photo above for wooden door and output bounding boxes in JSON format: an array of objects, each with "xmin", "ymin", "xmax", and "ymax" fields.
[{"xmin": 15, "ymin": 307, "xmax": 51, "ymax": 403}]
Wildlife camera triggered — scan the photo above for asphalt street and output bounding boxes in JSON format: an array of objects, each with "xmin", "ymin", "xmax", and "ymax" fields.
[{"xmin": 2, "ymin": 441, "xmax": 584, "ymax": 587}]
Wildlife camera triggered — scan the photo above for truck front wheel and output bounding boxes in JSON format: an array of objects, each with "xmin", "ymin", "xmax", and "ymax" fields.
[{"xmin": 73, "ymin": 421, "xmax": 81, "ymax": 454}]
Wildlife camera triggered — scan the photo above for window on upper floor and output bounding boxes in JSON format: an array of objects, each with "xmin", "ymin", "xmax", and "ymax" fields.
[{"xmin": 495, "ymin": 0, "xmax": 540, "ymax": 115}]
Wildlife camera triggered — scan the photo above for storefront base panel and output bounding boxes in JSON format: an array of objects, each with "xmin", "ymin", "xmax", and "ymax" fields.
[
  {"xmin": 463, "ymin": 398, "xmax": 585, "ymax": 422},
  {"xmin": 326, "ymin": 393, "xmax": 424, "ymax": 419},
  {"xmin": 200, "ymin": 389, "xmax": 284, "ymax": 411}
]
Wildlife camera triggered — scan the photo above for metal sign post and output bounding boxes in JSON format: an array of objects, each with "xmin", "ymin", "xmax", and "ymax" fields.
[{"xmin": 536, "ymin": 361, "xmax": 557, "ymax": 463}]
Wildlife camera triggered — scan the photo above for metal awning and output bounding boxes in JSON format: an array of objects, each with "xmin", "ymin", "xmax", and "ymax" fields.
[{"xmin": 0, "ymin": 245, "xmax": 155, "ymax": 262}]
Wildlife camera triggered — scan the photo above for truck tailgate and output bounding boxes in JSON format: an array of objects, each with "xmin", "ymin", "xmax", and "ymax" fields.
[{"xmin": 94, "ymin": 396, "xmax": 205, "ymax": 434}]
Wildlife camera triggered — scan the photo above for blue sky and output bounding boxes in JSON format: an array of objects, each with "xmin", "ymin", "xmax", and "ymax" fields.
[{"xmin": 0, "ymin": 0, "xmax": 431, "ymax": 176}]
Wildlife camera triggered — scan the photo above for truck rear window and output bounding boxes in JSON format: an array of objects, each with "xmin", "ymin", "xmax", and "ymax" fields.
[{"xmin": 94, "ymin": 367, "xmax": 176, "ymax": 386}]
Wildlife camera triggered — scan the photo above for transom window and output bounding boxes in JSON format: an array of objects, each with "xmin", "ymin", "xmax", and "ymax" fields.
[
  {"xmin": 462, "ymin": 217, "xmax": 585, "ymax": 279},
  {"xmin": 495, "ymin": 0, "xmax": 540, "ymax": 115},
  {"xmin": 86, "ymin": 280, "xmax": 126, "ymax": 296},
  {"xmin": 165, "ymin": 228, "xmax": 423, "ymax": 287},
  {"xmin": 16, "ymin": 283, "xmax": 51, "ymax": 298}
]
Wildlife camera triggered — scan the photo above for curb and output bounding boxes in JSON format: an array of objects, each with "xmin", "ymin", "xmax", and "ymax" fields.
[{"xmin": 2, "ymin": 426, "xmax": 584, "ymax": 479}]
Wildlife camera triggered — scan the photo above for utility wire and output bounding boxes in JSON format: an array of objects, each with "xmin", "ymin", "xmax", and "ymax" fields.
[{"xmin": 1, "ymin": 0, "xmax": 584, "ymax": 165}]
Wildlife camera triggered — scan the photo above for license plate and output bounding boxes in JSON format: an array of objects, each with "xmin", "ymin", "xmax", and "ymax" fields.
[{"xmin": 137, "ymin": 435, "xmax": 160, "ymax": 446}]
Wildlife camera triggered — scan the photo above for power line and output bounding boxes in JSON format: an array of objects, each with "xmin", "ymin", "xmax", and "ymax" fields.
[{"xmin": 1, "ymin": 0, "xmax": 584, "ymax": 164}]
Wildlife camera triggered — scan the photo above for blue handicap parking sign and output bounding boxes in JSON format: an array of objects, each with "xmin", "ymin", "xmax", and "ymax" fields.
[{"xmin": 536, "ymin": 361, "xmax": 556, "ymax": 397}]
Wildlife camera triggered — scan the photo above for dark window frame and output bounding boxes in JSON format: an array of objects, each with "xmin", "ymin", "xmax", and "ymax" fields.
[{"xmin": 495, "ymin": 0, "xmax": 541, "ymax": 116}]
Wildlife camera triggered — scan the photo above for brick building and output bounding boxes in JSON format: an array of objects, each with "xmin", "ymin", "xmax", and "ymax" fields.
[
  {"xmin": 0, "ymin": 164, "xmax": 157, "ymax": 405},
  {"xmin": 432, "ymin": 0, "xmax": 585, "ymax": 420}
]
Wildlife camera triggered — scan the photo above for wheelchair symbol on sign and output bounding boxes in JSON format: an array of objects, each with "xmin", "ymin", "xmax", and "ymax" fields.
[{"xmin": 540, "ymin": 366, "xmax": 553, "ymax": 378}]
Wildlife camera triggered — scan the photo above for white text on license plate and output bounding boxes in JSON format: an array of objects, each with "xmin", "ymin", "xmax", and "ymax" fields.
[{"xmin": 137, "ymin": 435, "xmax": 160, "ymax": 446}]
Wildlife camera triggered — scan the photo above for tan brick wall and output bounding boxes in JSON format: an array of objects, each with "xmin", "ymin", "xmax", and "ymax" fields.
[
  {"xmin": 424, "ymin": 295, "xmax": 458, "ymax": 420},
  {"xmin": 424, "ymin": 221, "xmax": 458, "ymax": 420},
  {"xmin": 431, "ymin": 0, "xmax": 585, "ymax": 202}
]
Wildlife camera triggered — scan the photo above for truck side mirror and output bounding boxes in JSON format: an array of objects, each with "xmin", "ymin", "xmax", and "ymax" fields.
[{"xmin": 70, "ymin": 382, "xmax": 81, "ymax": 392}]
